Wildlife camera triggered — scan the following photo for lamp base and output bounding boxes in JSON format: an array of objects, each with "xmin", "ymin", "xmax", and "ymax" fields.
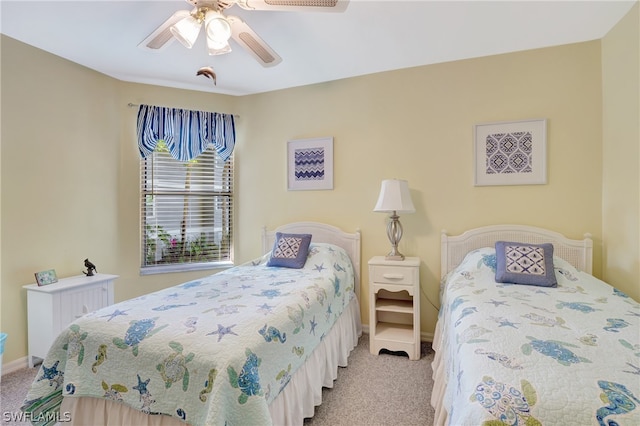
[
  {"xmin": 385, "ymin": 253, "xmax": 405, "ymax": 261},
  {"xmin": 384, "ymin": 212, "xmax": 406, "ymax": 261}
]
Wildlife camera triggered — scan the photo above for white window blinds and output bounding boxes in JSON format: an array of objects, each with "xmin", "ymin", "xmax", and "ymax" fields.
[{"xmin": 141, "ymin": 143, "xmax": 233, "ymax": 273}]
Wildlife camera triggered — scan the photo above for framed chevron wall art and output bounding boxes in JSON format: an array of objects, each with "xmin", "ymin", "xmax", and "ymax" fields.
[{"xmin": 287, "ymin": 137, "xmax": 334, "ymax": 190}]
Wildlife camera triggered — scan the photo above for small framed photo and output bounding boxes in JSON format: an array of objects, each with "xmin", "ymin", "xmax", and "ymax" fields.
[
  {"xmin": 474, "ymin": 118, "xmax": 547, "ymax": 186},
  {"xmin": 35, "ymin": 269, "xmax": 58, "ymax": 286},
  {"xmin": 287, "ymin": 137, "xmax": 334, "ymax": 191}
]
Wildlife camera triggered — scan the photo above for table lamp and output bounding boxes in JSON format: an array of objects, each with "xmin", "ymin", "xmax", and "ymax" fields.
[{"xmin": 373, "ymin": 179, "xmax": 415, "ymax": 260}]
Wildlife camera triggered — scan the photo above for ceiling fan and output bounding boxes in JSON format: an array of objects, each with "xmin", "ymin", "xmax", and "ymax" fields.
[{"xmin": 139, "ymin": 0, "xmax": 350, "ymax": 68}]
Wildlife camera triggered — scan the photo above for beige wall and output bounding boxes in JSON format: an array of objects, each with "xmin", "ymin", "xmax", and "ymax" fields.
[
  {"xmin": 602, "ymin": 2, "xmax": 640, "ymax": 301},
  {"xmin": 1, "ymin": 37, "xmax": 121, "ymax": 364},
  {"xmin": 237, "ymin": 42, "xmax": 604, "ymax": 337},
  {"xmin": 0, "ymin": 21, "xmax": 630, "ymax": 366}
]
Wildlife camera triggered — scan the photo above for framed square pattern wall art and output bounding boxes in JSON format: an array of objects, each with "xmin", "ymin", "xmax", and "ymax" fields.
[
  {"xmin": 287, "ymin": 137, "xmax": 334, "ymax": 190},
  {"xmin": 474, "ymin": 118, "xmax": 547, "ymax": 186}
]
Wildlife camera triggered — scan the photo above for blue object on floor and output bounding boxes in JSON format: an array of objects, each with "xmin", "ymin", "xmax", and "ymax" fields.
[{"xmin": 0, "ymin": 332, "xmax": 7, "ymax": 381}]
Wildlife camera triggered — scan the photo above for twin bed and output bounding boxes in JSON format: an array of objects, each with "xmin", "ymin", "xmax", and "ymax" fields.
[
  {"xmin": 22, "ymin": 222, "xmax": 640, "ymax": 425},
  {"xmin": 22, "ymin": 222, "xmax": 362, "ymax": 426},
  {"xmin": 432, "ymin": 225, "xmax": 640, "ymax": 425}
]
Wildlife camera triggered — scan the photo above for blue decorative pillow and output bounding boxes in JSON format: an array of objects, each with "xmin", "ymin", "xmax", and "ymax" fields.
[
  {"xmin": 267, "ymin": 232, "xmax": 312, "ymax": 269},
  {"xmin": 495, "ymin": 241, "xmax": 557, "ymax": 287}
]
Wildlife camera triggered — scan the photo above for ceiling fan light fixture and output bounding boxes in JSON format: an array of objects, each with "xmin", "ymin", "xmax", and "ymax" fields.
[
  {"xmin": 170, "ymin": 15, "xmax": 202, "ymax": 48},
  {"xmin": 207, "ymin": 40, "xmax": 232, "ymax": 56},
  {"xmin": 205, "ymin": 10, "xmax": 232, "ymax": 45}
]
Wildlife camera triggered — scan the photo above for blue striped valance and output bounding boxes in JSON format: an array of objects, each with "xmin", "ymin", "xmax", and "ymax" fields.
[{"xmin": 137, "ymin": 104, "xmax": 235, "ymax": 162}]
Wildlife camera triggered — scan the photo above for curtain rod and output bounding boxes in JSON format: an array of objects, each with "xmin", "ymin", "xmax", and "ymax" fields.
[{"xmin": 127, "ymin": 103, "xmax": 239, "ymax": 119}]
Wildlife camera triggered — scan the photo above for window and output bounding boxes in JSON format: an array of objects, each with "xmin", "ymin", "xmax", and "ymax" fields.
[{"xmin": 140, "ymin": 141, "xmax": 233, "ymax": 274}]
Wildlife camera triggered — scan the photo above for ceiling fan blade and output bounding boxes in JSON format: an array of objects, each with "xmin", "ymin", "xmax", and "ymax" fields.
[
  {"xmin": 227, "ymin": 16, "xmax": 282, "ymax": 67},
  {"xmin": 236, "ymin": 0, "xmax": 349, "ymax": 13},
  {"xmin": 138, "ymin": 9, "xmax": 191, "ymax": 50}
]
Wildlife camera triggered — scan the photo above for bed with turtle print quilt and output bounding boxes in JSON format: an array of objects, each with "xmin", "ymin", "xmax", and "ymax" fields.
[
  {"xmin": 22, "ymin": 222, "xmax": 362, "ymax": 426},
  {"xmin": 431, "ymin": 225, "xmax": 640, "ymax": 426}
]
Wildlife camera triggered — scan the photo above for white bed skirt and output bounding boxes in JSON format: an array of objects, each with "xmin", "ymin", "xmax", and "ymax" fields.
[
  {"xmin": 61, "ymin": 297, "xmax": 362, "ymax": 426},
  {"xmin": 430, "ymin": 319, "xmax": 449, "ymax": 426}
]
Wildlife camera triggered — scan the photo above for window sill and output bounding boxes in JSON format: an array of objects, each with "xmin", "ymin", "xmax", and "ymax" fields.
[{"xmin": 140, "ymin": 261, "xmax": 234, "ymax": 276}]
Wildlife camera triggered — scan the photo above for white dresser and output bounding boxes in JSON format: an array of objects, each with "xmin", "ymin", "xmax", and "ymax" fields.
[{"xmin": 23, "ymin": 273, "xmax": 117, "ymax": 367}]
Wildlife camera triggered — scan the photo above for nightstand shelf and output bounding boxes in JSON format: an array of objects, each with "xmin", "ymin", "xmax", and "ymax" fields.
[
  {"xmin": 368, "ymin": 256, "xmax": 421, "ymax": 360},
  {"xmin": 375, "ymin": 298, "xmax": 414, "ymax": 313},
  {"xmin": 375, "ymin": 323, "xmax": 414, "ymax": 341}
]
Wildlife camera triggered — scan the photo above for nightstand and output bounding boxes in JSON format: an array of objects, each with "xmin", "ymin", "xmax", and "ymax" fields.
[
  {"xmin": 23, "ymin": 273, "xmax": 118, "ymax": 367},
  {"xmin": 368, "ymin": 256, "xmax": 420, "ymax": 360}
]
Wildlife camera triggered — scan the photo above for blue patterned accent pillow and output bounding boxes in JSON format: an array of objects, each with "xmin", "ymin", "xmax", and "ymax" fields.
[
  {"xmin": 267, "ymin": 232, "xmax": 312, "ymax": 269},
  {"xmin": 495, "ymin": 241, "xmax": 557, "ymax": 287}
]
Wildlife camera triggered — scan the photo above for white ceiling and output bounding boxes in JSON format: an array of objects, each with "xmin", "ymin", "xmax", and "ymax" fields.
[{"xmin": 1, "ymin": 0, "xmax": 636, "ymax": 96}]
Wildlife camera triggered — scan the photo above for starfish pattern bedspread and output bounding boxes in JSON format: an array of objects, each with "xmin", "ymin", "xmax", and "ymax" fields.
[
  {"xmin": 435, "ymin": 248, "xmax": 640, "ymax": 426},
  {"xmin": 22, "ymin": 243, "xmax": 355, "ymax": 426}
]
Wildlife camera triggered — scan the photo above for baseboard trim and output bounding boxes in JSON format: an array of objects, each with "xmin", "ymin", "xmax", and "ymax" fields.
[
  {"xmin": 2, "ymin": 356, "xmax": 30, "ymax": 376},
  {"xmin": 422, "ymin": 331, "xmax": 435, "ymax": 343}
]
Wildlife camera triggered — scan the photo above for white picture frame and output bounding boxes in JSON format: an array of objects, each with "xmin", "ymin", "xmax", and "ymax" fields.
[
  {"xmin": 474, "ymin": 118, "xmax": 547, "ymax": 186},
  {"xmin": 287, "ymin": 137, "xmax": 334, "ymax": 191}
]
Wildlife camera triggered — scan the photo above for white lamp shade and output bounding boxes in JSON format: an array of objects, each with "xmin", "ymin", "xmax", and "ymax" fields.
[
  {"xmin": 205, "ymin": 11, "xmax": 232, "ymax": 44},
  {"xmin": 374, "ymin": 179, "xmax": 416, "ymax": 213},
  {"xmin": 170, "ymin": 15, "xmax": 201, "ymax": 48},
  {"xmin": 207, "ymin": 40, "xmax": 232, "ymax": 55}
]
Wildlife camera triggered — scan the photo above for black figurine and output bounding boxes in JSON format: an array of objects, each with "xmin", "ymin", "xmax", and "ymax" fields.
[{"xmin": 83, "ymin": 258, "xmax": 97, "ymax": 276}]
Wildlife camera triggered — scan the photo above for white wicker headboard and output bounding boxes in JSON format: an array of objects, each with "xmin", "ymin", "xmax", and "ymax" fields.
[
  {"xmin": 441, "ymin": 224, "xmax": 593, "ymax": 278},
  {"xmin": 262, "ymin": 222, "xmax": 362, "ymax": 300}
]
